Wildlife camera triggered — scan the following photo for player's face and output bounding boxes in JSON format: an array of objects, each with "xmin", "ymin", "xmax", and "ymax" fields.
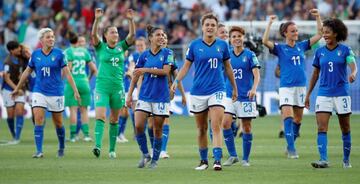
[
  {"xmin": 162, "ymin": 33, "xmax": 168, "ymax": 47},
  {"xmin": 105, "ymin": 27, "xmax": 119, "ymax": 44},
  {"xmin": 217, "ymin": 26, "xmax": 228, "ymax": 40},
  {"xmin": 322, "ymin": 26, "xmax": 337, "ymax": 45},
  {"xmin": 285, "ymin": 24, "xmax": 298, "ymax": 41},
  {"xmin": 135, "ymin": 40, "xmax": 146, "ymax": 53},
  {"xmin": 41, "ymin": 31, "xmax": 55, "ymax": 48},
  {"xmin": 230, "ymin": 31, "xmax": 244, "ymax": 47},
  {"xmin": 10, "ymin": 46, "xmax": 22, "ymax": 57},
  {"xmin": 150, "ymin": 29, "xmax": 165, "ymax": 47},
  {"xmin": 77, "ymin": 36, "xmax": 86, "ymax": 47},
  {"xmin": 202, "ymin": 19, "xmax": 218, "ymax": 38}
]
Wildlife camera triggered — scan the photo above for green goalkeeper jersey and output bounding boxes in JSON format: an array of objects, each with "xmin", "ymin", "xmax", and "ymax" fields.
[
  {"xmin": 94, "ymin": 40, "xmax": 129, "ymax": 91},
  {"xmin": 64, "ymin": 47, "xmax": 92, "ymax": 81}
]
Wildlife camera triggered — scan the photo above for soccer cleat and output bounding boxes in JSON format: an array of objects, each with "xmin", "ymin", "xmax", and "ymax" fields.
[
  {"xmin": 148, "ymin": 160, "xmax": 158, "ymax": 169},
  {"xmin": 57, "ymin": 149, "xmax": 64, "ymax": 158},
  {"xmin": 278, "ymin": 130, "xmax": 284, "ymax": 138},
  {"xmin": 70, "ymin": 138, "xmax": 76, "ymax": 143},
  {"xmin": 213, "ymin": 160, "xmax": 222, "ymax": 171},
  {"xmin": 138, "ymin": 154, "xmax": 151, "ymax": 168},
  {"xmin": 109, "ymin": 151, "xmax": 117, "ymax": 159},
  {"xmin": 241, "ymin": 160, "xmax": 250, "ymax": 167},
  {"xmin": 343, "ymin": 160, "xmax": 352, "ymax": 169},
  {"xmin": 83, "ymin": 136, "xmax": 92, "ymax": 142},
  {"xmin": 92, "ymin": 147, "xmax": 101, "ymax": 158},
  {"xmin": 223, "ymin": 156, "xmax": 239, "ymax": 166},
  {"xmin": 119, "ymin": 134, "xmax": 128, "ymax": 142},
  {"xmin": 195, "ymin": 160, "xmax": 209, "ymax": 171},
  {"xmin": 7, "ymin": 139, "xmax": 20, "ymax": 145},
  {"xmin": 160, "ymin": 151, "xmax": 170, "ymax": 159},
  {"xmin": 311, "ymin": 160, "xmax": 329, "ymax": 168},
  {"xmin": 287, "ymin": 151, "xmax": 299, "ymax": 159},
  {"xmin": 32, "ymin": 152, "xmax": 44, "ymax": 158}
]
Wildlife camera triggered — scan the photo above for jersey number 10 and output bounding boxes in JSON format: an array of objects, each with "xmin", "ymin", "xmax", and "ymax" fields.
[{"xmin": 208, "ymin": 58, "xmax": 218, "ymax": 69}]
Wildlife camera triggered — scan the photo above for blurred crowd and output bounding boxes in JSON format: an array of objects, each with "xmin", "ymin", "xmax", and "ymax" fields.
[{"xmin": 1, "ymin": 0, "xmax": 360, "ymax": 53}]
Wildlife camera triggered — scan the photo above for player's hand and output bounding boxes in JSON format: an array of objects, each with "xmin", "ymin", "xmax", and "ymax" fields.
[
  {"xmin": 309, "ymin": 9, "xmax": 320, "ymax": 17},
  {"xmin": 231, "ymin": 88, "xmax": 238, "ymax": 102},
  {"xmin": 11, "ymin": 89, "xmax": 23, "ymax": 100},
  {"xmin": 247, "ymin": 88, "xmax": 256, "ymax": 100},
  {"xmin": 268, "ymin": 15, "xmax": 277, "ymax": 24},
  {"xmin": 181, "ymin": 96, "xmax": 187, "ymax": 106},
  {"xmin": 304, "ymin": 95, "xmax": 310, "ymax": 109},
  {"xmin": 126, "ymin": 95, "xmax": 132, "ymax": 107},
  {"xmin": 125, "ymin": 9, "xmax": 135, "ymax": 20},
  {"xmin": 171, "ymin": 81, "xmax": 178, "ymax": 93},
  {"xmin": 95, "ymin": 8, "xmax": 103, "ymax": 20},
  {"xmin": 349, "ymin": 73, "xmax": 356, "ymax": 83},
  {"xmin": 133, "ymin": 68, "xmax": 145, "ymax": 77},
  {"xmin": 74, "ymin": 91, "xmax": 81, "ymax": 106},
  {"xmin": 170, "ymin": 90, "xmax": 175, "ymax": 100}
]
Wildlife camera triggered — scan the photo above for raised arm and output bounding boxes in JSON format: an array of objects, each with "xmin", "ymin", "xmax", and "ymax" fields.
[
  {"xmin": 91, "ymin": 8, "xmax": 103, "ymax": 46},
  {"xmin": 262, "ymin": 15, "xmax": 277, "ymax": 50},
  {"xmin": 305, "ymin": 67, "xmax": 320, "ymax": 109},
  {"xmin": 224, "ymin": 59, "xmax": 238, "ymax": 101},
  {"xmin": 309, "ymin": 9, "xmax": 323, "ymax": 46},
  {"xmin": 124, "ymin": 9, "xmax": 136, "ymax": 45},
  {"xmin": 171, "ymin": 60, "xmax": 192, "ymax": 92}
]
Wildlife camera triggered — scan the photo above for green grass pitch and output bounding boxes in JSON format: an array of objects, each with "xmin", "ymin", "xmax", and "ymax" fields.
[{"xmin": 0, "ymin": 115, "xmax": 359, "ymax": 184}]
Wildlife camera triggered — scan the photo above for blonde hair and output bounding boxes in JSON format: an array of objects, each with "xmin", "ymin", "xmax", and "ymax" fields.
[{"xmin": 38, "ymin": 28, "xmax": 53, "ymax": 40}]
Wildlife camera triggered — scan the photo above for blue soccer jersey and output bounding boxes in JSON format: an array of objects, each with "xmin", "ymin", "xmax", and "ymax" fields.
[
  {"xmin": 136, "ymin": 48, "xmax": 171, "ymax": 103},
  {"xmin": 226, "ymin": 48, "xmax": 260, "ymax": 101},
  {"xmin": 271, "ymin": 40, "xmax": 310, "ymax": 87},
  {"xmin": 186, "ymin": 38, "xmax": 230, "ymax": 95},
  {"xmin": 28, "ymin": 48, "xmax": 67, "ymax": 96},
  {"xmin": 313, "ymin": 44, "xmax": 355, "ymax": 97}
]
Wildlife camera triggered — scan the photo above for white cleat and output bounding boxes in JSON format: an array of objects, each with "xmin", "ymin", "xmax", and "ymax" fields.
[
  {"xmin": 223, "ymin": 156, "xmax": 239, "ymax": 166},
  {"xmin": 7, "ymin": 139, "xmax": 20, "ymax": 145},
  {"xmin": 343, "ymin": 161, "xmax": 352, "ymax": 169},
  {"xmin": 160, "ymin": 151, "xmax": 170, "ymax": 159},
  {"xmin": 195, "ymin": 160, "xmax": 209, "ymax": 171},
  {"xmin": 241, "ymin": 160, "xmax": 250, "ymax": 167},
  {"xmin": 109, "ymin": 151, "xmax": 117, "ymax": 159},
  {"xmin": 83, "ymin": 136, "xmax": 92, "ymax": 142}
]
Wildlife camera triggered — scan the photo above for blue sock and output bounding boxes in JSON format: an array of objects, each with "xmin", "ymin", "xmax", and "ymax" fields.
[
  {"xmin": 7, "ymin": 118, "xmax": 15, "ymax": 139},
  {"xmin": 284, "ymin": 117, "xmax": 295, "ymax": 152},
  {"xmin": 242, "ymin": 133, "xmax": 253, "ymax": 161},
  {"xmin": 15, "ymin": 116, "xmax": 24, "ymax": 140},
  {"xmin": 129, "ymin": 109, "xmax": 135, "ymax": 129},
  {"xmin": 118, "ymin": 116, "xmax": 127, "ymax": 135},
  {"xmin": 34, "ymin": 125, "xmax": 44, "ymax": 153},
  {"xmin": 56, "ymin": 126, "xmax": 65, "ymax": 150},
  {"xmin": 153, "ymin": 138, "xmax": 162, "ymax": 161},
  {"xmin": 147, "ymin": 127, "xmax": 154, "ymax": 149},
  {"xmin": 231, "ymin": 121, "xmax": 238, "ymax": 137},
  {"xmin": 213, "ymin": 147, "xmax": 222, "ymax": 162},
  {"xmin": 317, "ymin": 132, "xmax": 327, "ymax": 161},
  {"xmin": 199, "ymin": 148, "xmax": 208, "ymax": 161},
  {"xmin": 161, "ymin": 124, "xmax": 170, "ymax": 152},
  {"xmin": 342, "ymin": 132, "xmax": 351, "ymax": 162},
  {"xmin": 136, "ymin": 133, "xmax": 149, "ymax": 155},
  {"xmin": 293, "ymin": 122, "xmax": 301, "ymax": 142},
  {"xmin": 76, "ymin": 109, "xmax": 81, "ymax": 134},
  {"xmin": 223, "ymin": 128, "xmax": 237, "ymax": 157},
  {"xmin": 208, "ymin": 120, "xmax": 213, "ymax": 142}
]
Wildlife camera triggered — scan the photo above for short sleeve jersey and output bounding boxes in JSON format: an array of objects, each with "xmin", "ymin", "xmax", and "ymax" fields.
[
  {"xmin": 271, "ymin": 40, "xmax": 311, "ymax": 87},
  {"xmin": 94, "ymin": 40, "xmax": 130, "ymax": 91},
  {"xmin": 64, "ymin": 47, "xmax": 92, "ymax": 82},
  {"xmin": 28, "ymin": 48, "xmax": 67, "ymax": 96},
  {"xmin": 186, "ymin": 38, "xmax": 230, "ymax": 95},
  {"xmin": 313, "ymin": 44, "xmax": 355, "ymax": 97},
  {"xmin": 226, "ymin": 48, "xmax": 261, "ymax": 101},
  {"xmin": 136, "ymin": 48, "xmax": 171, "ymax": 103}
]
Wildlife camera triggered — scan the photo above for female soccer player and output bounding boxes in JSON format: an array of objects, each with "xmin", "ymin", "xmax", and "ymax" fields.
[
  {"xmin": 64, "ymin": 32, "xmax": 97, "ymax": 142},
  {"xmin": 126, "ymin": 25, "xmax": 172, "ymax": 169},
  {"xmin": 160, "ymin": 33, "xmax": 187, "ymax": 159},
  {"xmin": 222, "ymin": 26, "xmax": 260, "ymax": 167},
  {"xmin": 262, "ymin": 9, "xmax": 322, "ymax": 158},
  {"xmin": 11, "ymin": 28, "xmax": 80, "ymax": 158},
  {"xmin": 171, "ymin": 13, "xmax": 237, "ymax": 171},
  {"xmin": 305, "ymin": 18, "xmax": 357, "ymax": 169},
  {"xmin": 91, "ymin": 8, "xmax": 135, "ymax": 158}
]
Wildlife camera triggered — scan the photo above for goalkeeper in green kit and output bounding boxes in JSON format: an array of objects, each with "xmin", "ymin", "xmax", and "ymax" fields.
[{"xmin": 91, "ymin": 8, "xmax": 136, "ymax": 158}]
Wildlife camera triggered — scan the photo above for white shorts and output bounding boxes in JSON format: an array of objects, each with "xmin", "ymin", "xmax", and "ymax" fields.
[
  {"xmin": 279, "ymin": 87, "xmax": 306, "ymax": 107},
  {"xmin": 125, "ymin": 88, "xmax": 138, "ymax": 102},
  {"xmin": 32, "ymin": 92, "xmax": 65, "ymax": 112},
  {"xmin": 315, "ymin": 96, "xmax": 352, "ymax": 115},
  {"xmin": 224, "ymin": 98, "xmax": 257, "ymax": 118},
  {"xmin": 135, "ymin": 100, "xmax": 170, "ymax": 117},
  {"xmin": 190, "ymin": 91, "xmax": 225, "ymax": 113},
  {"xmin": 1, "ymin": 89, "xmax": 25, "ymax": 107}
]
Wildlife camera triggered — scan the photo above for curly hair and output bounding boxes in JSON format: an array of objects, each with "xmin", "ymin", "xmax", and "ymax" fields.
[{"xmin": 323, "ymin": 18, "xmax": 348, "ymax": 42}]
